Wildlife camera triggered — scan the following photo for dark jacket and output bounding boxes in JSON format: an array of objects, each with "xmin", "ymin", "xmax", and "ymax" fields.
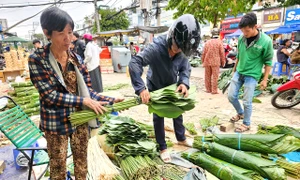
[
  {"xmin": 129, "ymin": 35, "xmax": 191, "ymax": 95},
  {"xmin": 277, "ymin": 46, "xmax": 289, "ymax": 64},
  {"xmin": 74, "ymin": 39, "xmax": 86, "ymax": 60}
]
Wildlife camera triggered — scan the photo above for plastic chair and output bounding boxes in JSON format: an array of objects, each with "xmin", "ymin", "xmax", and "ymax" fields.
[
  {"xmin": 0, "ymin": 96, "xmax": 71, "ymax": 180},
  {"xmin": 288, "ymin": 58, "xmax": 300, "ymax": 79},
  {"xmin": 271, "ymin": 62, "xmax": 289, "ymax": 76}
]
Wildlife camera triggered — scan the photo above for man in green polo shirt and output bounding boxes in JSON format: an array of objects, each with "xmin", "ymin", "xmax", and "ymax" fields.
[{"xmin": 228, "ymin": 12, "xmax": 273, "ymax": 132}]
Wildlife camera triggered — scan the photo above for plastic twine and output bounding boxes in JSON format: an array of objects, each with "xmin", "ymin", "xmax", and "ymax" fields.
[
  {"xmin": 217, "ymin": 166, "xmax": 225, "ymax": 177},
  {"xmin": 231, "ymin": 150, "xmax": 238, "ymax": 163},
  {"xmin": 271, "ymin": 157, "xmax": 278, "ymax": 163},
  {"xmin": 238, "ymin": 133, "xmax": 242, "ymax": 150}
]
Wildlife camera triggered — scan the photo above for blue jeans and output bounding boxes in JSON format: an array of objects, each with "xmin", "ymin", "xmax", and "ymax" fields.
[
  {"xmin": 228, "ymin": 71, "xmax": 257, "ymax": 126},
  {"xmin": 153, "ymin": 114, "xmax": 186, "ymax": 151}
]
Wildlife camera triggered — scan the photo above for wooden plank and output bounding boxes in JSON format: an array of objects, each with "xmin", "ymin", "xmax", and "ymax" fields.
[
  {"xmin": 220, "ymin": 122, "xmax": 235, "ymax": 132},
  {"xmin": 0, "ymin": 160, "xmax": 6, "ymax": 174}
]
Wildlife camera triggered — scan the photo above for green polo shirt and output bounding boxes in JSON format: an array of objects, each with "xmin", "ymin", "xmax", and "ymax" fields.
[{"xmin": 236, "ymin": 31, "xmax": 273, "ymax": 81}]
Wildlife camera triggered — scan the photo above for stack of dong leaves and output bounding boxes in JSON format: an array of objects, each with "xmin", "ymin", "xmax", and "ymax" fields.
[
  {"xmin": 6, "ymin": 81, "xmax": 40, "ymax": 116},
  {"xmin": 98, "ymin": 115, "xmax": 188, "ymax": 180},
  {"xmin": 183, "ymin": 132, "xmax": 300, "ymax": 180},
  {"xmin": 69, "ymin": 84, "xmax": 197, "ymax": 126}
]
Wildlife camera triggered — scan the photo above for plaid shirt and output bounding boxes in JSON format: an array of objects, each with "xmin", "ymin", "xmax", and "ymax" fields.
[{"xmin": 29, "ymin": 44, "xmax": 114, "ymax": 135}]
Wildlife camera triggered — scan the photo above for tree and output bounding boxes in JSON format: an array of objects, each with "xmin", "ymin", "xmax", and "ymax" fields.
[
  {"xmin": 32, "ymin": 33, "xmax": 44, "ymax": 41},
  {"xmin": 166, "ymin": 0, "xmax": 257, "ymax": 28},
  {"xmin": 261, "ymin": 0, "xmax": 300, "ymax": 7},
  {"xmin": 93, "ymin": 8, "xmax": 130, "ymax": 33}
]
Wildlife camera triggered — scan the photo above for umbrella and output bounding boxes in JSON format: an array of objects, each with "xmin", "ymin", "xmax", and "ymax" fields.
[
  {"xmin": 1, "ymin": 36, "xmax": 29, "ymax": 42},
  {"xmin": 265, "ymin": 24, "xmax": 300, "ymax": 35},
  {"xmin": 225, "ymin": 29, "xmax": 243, "ymax": 38}
]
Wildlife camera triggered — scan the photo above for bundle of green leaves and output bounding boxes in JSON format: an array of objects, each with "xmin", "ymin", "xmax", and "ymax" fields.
[
  {"xmin": 148, "ymin": 84, "xmax": 197, "ymax": 118},
  {"xmin": 197, "ymin": 134, "xmax": 300, "ymax": 154},
  {"xmin": 199, "ymin": 116, "xmax": 219, "ymax": 132},
  {"xmin": 70, "ymin": 84, "xmax": 197, "ymax": 126},
  {"xmin": 99, "ymin": 116, "xmax": 148, "ymax": 145},
  {"xmin": 182, "ymin": 152, "xmax": 264, "ymax": 180},
  {"xmin": 118, "ymin": 140, "xmax": 157, "ymax": 157},
  {"xmin": 184, "ymin": 122, "xmax": 197, "ymax": 135},
  {"xmin": 119, "ymin": 155, "xmax": 159, "ymax": 180},
  {"xmin": 257, "ymin": 125, "xmax": 300, "ymax": 139},
  {"xmin": 261, "ymin": 154, "xmax": 300, "ymax": 179},
  {"xmin": 218, "ymin": 69, "xmax": 233, "ymax": 90},
  {"xmin": 193, "ymin": 141, "xmax": 286, "ymax": 180}
]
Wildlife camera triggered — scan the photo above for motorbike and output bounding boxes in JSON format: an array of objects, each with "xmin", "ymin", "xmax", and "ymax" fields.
[
  {"xmin": 223, "ymin": 44, "xmax": 236, "ymax": 68},
  {"xmin": 271, "ymin": 72, "xmax": 300, "ymax": 109},
  {"xmin": 223, "ymin": 49, "xmax": 237, "ymax": 68}
]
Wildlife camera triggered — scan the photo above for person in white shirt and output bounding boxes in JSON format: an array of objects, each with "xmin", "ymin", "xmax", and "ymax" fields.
[{"xmin": 83, "ymin": 33, "xmax": 103, "ymax": 92}]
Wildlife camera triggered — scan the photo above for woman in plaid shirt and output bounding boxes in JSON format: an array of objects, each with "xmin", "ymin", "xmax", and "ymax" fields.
[{"xmin": 29, "ymin": 7, "xmax": 123, "ymax": 179}]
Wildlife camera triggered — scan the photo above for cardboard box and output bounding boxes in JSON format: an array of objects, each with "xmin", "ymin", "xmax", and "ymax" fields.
[
  {"xmin": 100, "ymin": 58, "xmax": 113, "ymax": 67},
  {"xmin": 100, "ymin": 66, "xmax": 114, "ymax": 74}
]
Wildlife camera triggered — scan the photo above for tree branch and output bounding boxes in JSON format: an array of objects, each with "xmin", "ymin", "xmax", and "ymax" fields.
[{"xmin": 0, "ymin": 1, "xmax": 99, "ymax": 9}]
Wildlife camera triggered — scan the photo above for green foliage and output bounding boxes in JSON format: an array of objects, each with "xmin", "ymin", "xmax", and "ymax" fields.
[
  {"xmin": 32, "ymin": 33, "xmax": 44, "ymax": 41},
  {"xmin": 261, "ymin": 0, "xmax": 300, "ymax": 7},
  {"xmin": 95, "ymin": 8, "xmax": 130, "ymax": 32},
  {"xmin": 166, "ymin": 0, "xmax": 257, "ymax": 27}
]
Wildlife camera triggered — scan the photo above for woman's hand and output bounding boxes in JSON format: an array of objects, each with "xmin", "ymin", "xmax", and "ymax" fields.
[
  {"xmin": 83, "ymin": 98, "xmax": 108, "ymax": 115},
  {"xmin": 114, "ymin": 98, "xmax": 125, "ymax": 103}
]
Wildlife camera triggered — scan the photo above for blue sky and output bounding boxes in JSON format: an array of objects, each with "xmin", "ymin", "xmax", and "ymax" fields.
[{"xmin": 0, "ymin": 0, "xmax": 132, "ymax": 38}]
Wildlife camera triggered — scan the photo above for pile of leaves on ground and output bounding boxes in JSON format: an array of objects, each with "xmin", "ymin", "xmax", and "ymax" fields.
[
  {"xmin": 98, "ymin": 115, "xmax": 157, "ymax": 158},
  {"xmin": 100, "ymin": 115, "xmax": 189, "ymax": 180},
  {"xmin": 199, "ymin": 116, "xmax": 219, "ymax": 132},
  {"xmin": 182, "ymin": 131, "xmax": 300, "ymax": 180}
]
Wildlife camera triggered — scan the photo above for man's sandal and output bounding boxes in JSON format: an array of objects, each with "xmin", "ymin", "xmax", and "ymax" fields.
[
  {"xmin": 230, "ymin": 114, "xmax": 244, "ymax": 123},
  {"xmin": 235, "ymin": 124, "xmax": 250, "ymax": 133},
  {"xmin": 160, "ymin": 150, "xmax": 171, "ymax": 163}
]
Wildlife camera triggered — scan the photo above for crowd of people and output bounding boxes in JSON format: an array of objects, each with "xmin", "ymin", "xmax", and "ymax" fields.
[{"xmin": 22, "ymin": 5, "xmax": 299, "ymax": 179}]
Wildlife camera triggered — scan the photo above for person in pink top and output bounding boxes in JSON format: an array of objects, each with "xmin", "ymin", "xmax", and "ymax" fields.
[{"xmin": 202, "ymin": 35, "xmax": 225, "ymax": 94}]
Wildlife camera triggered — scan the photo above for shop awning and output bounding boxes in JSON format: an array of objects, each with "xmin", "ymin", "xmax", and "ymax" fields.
[
  {"xmin": 225, "ymin": 29, "xmax": 243, "ymax": 38},
  {"xmin": 265, "ymin": 24, "xmax": 300, "ymax": 35},
  {"xmin": 97, "ymin": 26, "xmax": 169, "ymax": 37},
  {"xmin": 98, "ymin": 29, "xmax": 139, "ymax": 37},
  {"xmin": 1, "ymin": 36, "xmax": 29, "ymax": 42}
]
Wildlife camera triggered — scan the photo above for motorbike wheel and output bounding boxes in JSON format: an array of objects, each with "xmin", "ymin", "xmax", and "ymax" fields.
[{"xmin": 271, "ymin": 89, "xmax": 300, "ymax": 109}]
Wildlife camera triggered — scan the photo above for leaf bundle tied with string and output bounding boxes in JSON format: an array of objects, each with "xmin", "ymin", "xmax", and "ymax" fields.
[
  {"xmin": 196, "ymin": 134, "xmax": 300, "ymax": 154},
  {"xmin": 182, "ymin": 151, "xmax": 264, "ymax": 180},
  {"xmin": 192, "ymin": 141, "xmax": 286, "ymax": 180}
]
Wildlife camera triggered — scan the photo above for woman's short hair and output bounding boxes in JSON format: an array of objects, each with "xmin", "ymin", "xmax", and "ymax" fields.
[
  {"xmin": 40, "ymin": 7, "xmax": 74, "ymax": 36},
  {"xmin": 282, "ymin": 39, "xmax": 290, "ymax": 46}
]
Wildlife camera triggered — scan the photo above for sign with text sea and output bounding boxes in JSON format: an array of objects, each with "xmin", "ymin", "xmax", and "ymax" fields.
[{"xmin": 285, "ymin": 8, "xmax": 300, "ymax": 25}]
